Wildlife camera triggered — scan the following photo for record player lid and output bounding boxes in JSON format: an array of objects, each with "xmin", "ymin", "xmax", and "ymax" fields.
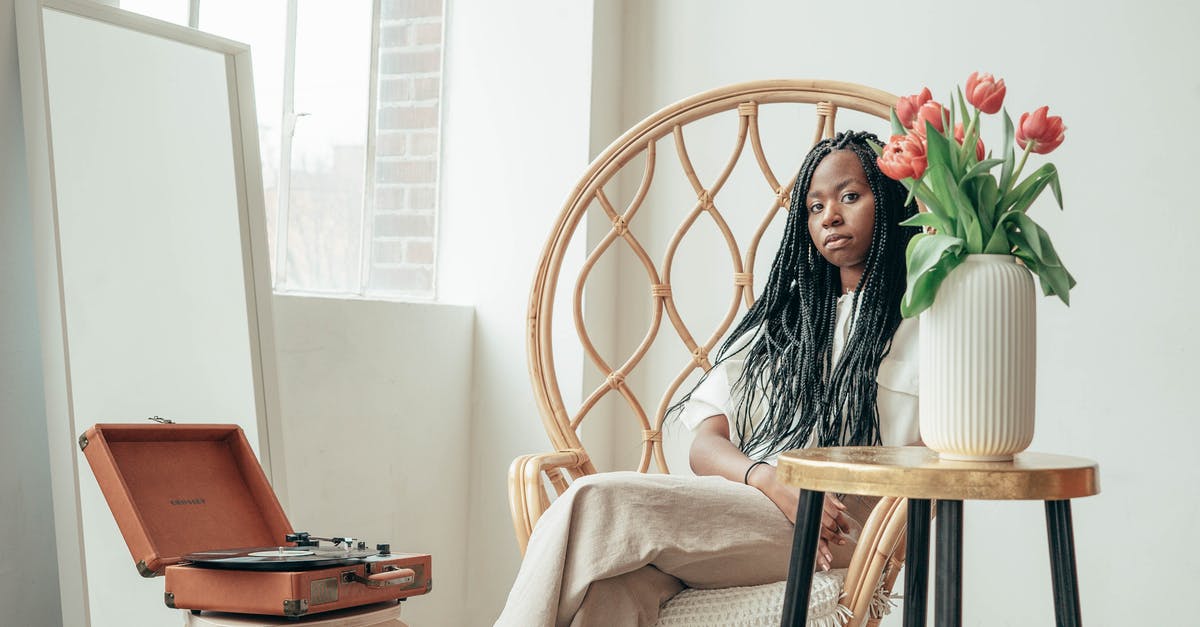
[{"xmin": 79, "ymin": 423, "xmax": 293, "ymax": 576}]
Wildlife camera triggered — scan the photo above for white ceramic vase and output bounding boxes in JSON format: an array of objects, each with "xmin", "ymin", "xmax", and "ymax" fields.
[{"xmin": 918, "ymin": 254, "xmax": 1036, "ymax": 461}]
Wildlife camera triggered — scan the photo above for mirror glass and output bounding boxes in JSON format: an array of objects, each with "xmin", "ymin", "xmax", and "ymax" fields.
[{"xmin": 32, "ymin": 5, "xmax": 274, "ymax": 625}]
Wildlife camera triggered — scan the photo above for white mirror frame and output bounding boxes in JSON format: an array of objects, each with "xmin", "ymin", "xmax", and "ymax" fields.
[{"xmin": 15, "ymin": 1, "xmax": 285, "ymax": 624}]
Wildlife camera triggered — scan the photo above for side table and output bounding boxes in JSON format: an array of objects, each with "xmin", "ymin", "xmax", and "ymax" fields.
[{"xmin": 775, "ymin": 447, "xmax": 1099, "ymax": 627}]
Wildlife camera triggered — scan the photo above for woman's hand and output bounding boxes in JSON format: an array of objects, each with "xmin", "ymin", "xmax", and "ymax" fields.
[
  {"xmin": 748, "ymin": 463, "xmax": 850, "ymax": 570},
  {"xmin": 689, "ymin": 416, "xmax": 849, "ymax": 570}
]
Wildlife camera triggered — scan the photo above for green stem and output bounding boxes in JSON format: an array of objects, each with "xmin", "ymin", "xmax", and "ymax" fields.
[
  {"xmin": 1008, "ymin": 142, "xmax": 1034, "ymax": 194},
  {"xmin": 962, "ymin": 108, "xmax": 979, "ymax": 159}
]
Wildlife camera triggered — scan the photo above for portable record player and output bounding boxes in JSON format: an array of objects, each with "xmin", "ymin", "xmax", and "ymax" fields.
[{"xmin": 78, "ymin": 423, "xmax": 432, "ymax": 618}]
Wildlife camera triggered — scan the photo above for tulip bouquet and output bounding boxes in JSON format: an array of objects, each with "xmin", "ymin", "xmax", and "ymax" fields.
[{"xmin": 876, "ymin": 72, "xmax": 1075, "ymax": 318}]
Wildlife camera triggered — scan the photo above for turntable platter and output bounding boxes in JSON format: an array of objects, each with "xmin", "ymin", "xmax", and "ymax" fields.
[
  {"xmin": 184, "ymin": 546, "xmax": 378, "ymax": 571},
  {"xmin": 246, "ymin": 549, "xmax": 313, "ymax": 558}
]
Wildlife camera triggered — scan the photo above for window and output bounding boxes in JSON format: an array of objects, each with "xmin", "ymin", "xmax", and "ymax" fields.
[{"xmin": 120, "ymin": 0, "xmax": 444, "ymax": 299}]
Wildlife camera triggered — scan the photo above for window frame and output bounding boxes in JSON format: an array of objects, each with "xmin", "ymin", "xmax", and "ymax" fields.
[{"xmin": 123, "ymin": 0, "xmax": 444, "ymax": 301}]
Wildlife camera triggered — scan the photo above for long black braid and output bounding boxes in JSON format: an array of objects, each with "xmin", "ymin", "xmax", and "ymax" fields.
[{"xmin": 675, "ymin": 131, "xmax": 918, "ymax": 460}]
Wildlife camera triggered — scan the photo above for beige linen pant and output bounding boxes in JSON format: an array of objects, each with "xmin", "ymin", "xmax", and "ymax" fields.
[{"xmin": 494, "ymin": 471, "xmax": 873, "ymax": 627}]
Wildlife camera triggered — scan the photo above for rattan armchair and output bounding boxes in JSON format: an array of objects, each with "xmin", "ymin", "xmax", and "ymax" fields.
[{"xmin": 509, "ymin": 80, "xmax": 914, "ymax": 626}]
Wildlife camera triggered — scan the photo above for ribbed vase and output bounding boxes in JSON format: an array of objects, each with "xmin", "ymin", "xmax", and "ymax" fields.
[{"xmin": 919, "ymin": 254, "xmax": 1036, "ymax": 461}]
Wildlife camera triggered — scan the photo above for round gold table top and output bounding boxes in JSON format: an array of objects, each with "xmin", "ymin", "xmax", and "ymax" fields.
[{"xmin": 775, "ymin": 447, "xmax": 1100, "ymax": 500}]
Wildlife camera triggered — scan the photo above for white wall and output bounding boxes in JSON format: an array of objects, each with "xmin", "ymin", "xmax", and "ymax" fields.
[
  {"xmin": 0, "ymin": 1, "xmax": 63, "ymax": 624},
  {"xmin": 436, "ymin": 1, "xmax": 601, "ymax": 623},
  {"xmin": 271, "ymin": 295, "xmax": 473, "ymax": 626},
  {"xmin": 613, "ymin": 0, "xmax": 1200, "ymax": 624},
  {"xmin": 577, "ymin": 0, "xmax": 626, "ymax": 477}
]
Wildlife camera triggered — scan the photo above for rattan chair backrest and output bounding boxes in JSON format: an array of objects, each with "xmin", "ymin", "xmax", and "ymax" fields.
[{"xmin": 528, "ymin": 80, "xmax": 899, "ymax": 474}]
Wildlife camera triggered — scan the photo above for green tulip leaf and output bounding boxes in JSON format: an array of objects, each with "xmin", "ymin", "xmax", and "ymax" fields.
[
  {"xmin": 974, "ymin": 175, "xmax": 1000, "ymax": 236},
  {"xmin": 983, "ymin": 226, "xmax": 1012, "ymax": 254},
  {"xmin": 902, "ymin": 261, "xmax": 952, "ymax": 318},
  {"xmin": 907, "ymin": 232, "xmax": 964, "ymax": 279},
  {"xmin": 958, "ymin": 105, "xmax": 982, "ymax": 166},
  {"xmin": 1041, "ymin": 264, "xmax": 1072, "ymax": 305},
  {"xmin": 899, "ymin": 176, "xmax": 927, "ymax": 207},
  {"xmin": 926, "ymin": 165, "xmax": 982, "ymax": 250},
  {"xmin": 947, "ymin": 93, "xmax": 957, "ymax": 137},
  {"xmin": 1031, "ymin": 219, "xmax": 1070, "ymax": 273},
  {"xmin": 1017, "ymin": 212, "xmax": 1046, "ymax": 255},
  {"xmin": 902, "ymin": 232, "xmax": 965, "ymax": 317},
  {"xmin": 963, "ymin": 158, "xmax": 1005, "ymax": 181},
  {"xmin": 899, "ymin": 211, "xmax": 947, "ymax": 233},
  {"xmin": 890, "ymin": 107, "xmax": 907, "ymax": 137},
  {"xmin": 1013, "ymin": 249, "xmax": 1053, "ymax": 295},
  {"xmin": 984, "ymin": 209, "xmax": 1019, "ymax": 253},
  {"xmin": 946, "ymin": 133, "xmax": 961, "ymax": 175},
  {"xmin": 909, "ymin": 177, "xmax": 950, "ymax": 227},
  {"xmin": 898, "ymin": 178, "xmax": 920, "ymax": 208},
  {"xmin": 1002, "ymin": 163, "xmax": 1059, "ymax": 213},
  {"xmin": 956, "ymin": 87, "xmax": 971, "ymax": 131},
  {"xmin": 999, "ymin": 109, "xmax": 1016, "ymax": 193},
  {"xmin": 961, "ymin": 207, "xmax": 983, "ymax": 253},
  {"xmin": 1049, "ymin": 168, "xmax": 1064, "ymax": 209},
  {"xmin": 972, "ymin": 194, "xmax": 995, "ymax": 246},
  {"xmin": 1043, "ymin": 263, "xmax": 1078, "ymax": 296},
  {"xmin": 925, "ymin": 122, "xmax": 952, "ymax": 173},
  {"xmin": 1012, "ymin": 230, "xmax": 1074, "ymax": 306},
  {"xmin": 1012, "ymin": 249, "xmax": 1062, "ymax": 302},
  {"xmin": 902, "ymin": 255, "xmax": 964, "ymax": 317},
  {"xmin": 1006, "ymin": 221, "xmax": 1042, "ymax": 266}
]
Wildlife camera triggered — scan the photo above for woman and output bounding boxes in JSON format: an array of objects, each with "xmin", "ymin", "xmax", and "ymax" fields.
[{"xmin": 496, "ymin": 131, "xmax": 922, "ymax": 627}]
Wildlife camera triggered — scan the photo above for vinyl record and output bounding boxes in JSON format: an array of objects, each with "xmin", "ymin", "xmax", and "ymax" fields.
[{"xmin": 184, "ymin": 546, "xmax": 377, "ymax": 571}]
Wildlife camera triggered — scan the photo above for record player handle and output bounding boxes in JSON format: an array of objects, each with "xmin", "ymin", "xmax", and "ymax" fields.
[
  {"xmin": 368, "ymin": 567, "xmax": 416, "ymax": 583},
  {"xmin": 343, "ymin": 566, "xmax": 418, "ymax": 588}
]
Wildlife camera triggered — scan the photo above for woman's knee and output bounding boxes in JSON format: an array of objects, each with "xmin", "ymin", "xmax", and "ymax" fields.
[
  {"xmin": 562, "ymin": 471, "xmax": 651, "ymax": 509},
  {"xmin": 560, "ymin": 471, "xmax": 710, "ymax": 516}
]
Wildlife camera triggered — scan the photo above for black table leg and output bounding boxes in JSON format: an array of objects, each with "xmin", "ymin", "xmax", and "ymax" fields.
[
  {"xmin": 780, "ymin": 489, "xmax": 824, "ymax": 627},
  {"xmin": 935, "ymin": 499, "xmax": 963, "ymax": 627},
  {"xmin": 1046, "ymin": 500, "xmax": 1083, "ymax": 627},
  {"xmin": 904, "ymin": 498, "xmax": 931, "ymax": 627}
]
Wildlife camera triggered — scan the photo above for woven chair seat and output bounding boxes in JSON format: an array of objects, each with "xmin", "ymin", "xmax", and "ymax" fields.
[{"xmin": 656, "ymin": 570, "xmax": 851, "ymax": 627}]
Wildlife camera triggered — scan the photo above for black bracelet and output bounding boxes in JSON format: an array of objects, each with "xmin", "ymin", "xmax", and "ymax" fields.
[{"xmin": 743, "ymin": 460, "xmax": 769, "ymax": 485}]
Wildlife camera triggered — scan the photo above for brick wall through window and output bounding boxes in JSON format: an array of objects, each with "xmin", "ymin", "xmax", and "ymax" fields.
[{"xmin": 370, "ymin": 0, "xmax": 443, "ymax": 296}]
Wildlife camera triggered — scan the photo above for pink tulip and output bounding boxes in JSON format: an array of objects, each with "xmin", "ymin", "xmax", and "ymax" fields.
[
  {"xmin": 895, "ymin": 87, "xmax": 932, "ymax": 130},
  {"xmin": 1015, "ymin": 106, "xmax": 1066, "ymax": 154},
  {"xmin": 911, "ymin": 101, "xmax": 948, "ymax": 136},
  {"xmin": 964, "ymin": 71, "xmax": 1006, "ymax": 114},
  {"xmin": 877, "ymin": 133, "xmax": 928, "ymax": 181},
  {"xmin": 955, "ymin": 123, "xmax": 986, "ymax": 161}
]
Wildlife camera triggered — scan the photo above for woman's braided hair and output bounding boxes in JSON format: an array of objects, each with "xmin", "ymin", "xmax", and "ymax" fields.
[{"xmin": 680, "ymin": 130, "xmax": 919, "ymax": 460}]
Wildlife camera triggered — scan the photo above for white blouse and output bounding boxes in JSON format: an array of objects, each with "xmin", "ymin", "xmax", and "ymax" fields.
[{"xmin": 679, "ymin": 292, "xmax": 921, "ymax": 462}]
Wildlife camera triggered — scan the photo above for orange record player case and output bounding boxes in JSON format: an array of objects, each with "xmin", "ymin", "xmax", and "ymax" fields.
[{"xmin": 78, "ymin": 423, "xmax": 431, "ymax": 618}]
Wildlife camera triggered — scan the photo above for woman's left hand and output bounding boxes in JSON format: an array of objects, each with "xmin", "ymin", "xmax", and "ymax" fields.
[
  {"xmin": 820, "ymin": 494, "xmax": 851, "ymax": 546},
  {"xmin": 751, "ymin": 465, "xmax": 850, "ymax": 547}
]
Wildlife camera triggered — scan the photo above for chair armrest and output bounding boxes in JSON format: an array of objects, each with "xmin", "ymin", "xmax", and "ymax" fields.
[
  {"xmin": 507, "ymin": 450, "xmax": 590, "ymax": 555},
  {"xmin": 842, "ymin": 497, "xmax": 907, "ymax": 627}
]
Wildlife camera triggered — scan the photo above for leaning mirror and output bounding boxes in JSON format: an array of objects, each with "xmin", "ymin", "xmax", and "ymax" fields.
[{"xmin": 16, "ymin": 1, "xmax": 284, "ymax": 625}]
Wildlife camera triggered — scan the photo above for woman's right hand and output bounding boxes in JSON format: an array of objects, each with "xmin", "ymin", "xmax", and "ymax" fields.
[{"xmin": 748, "ymin": 463, "xmax": 850, "ymax": 570}]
